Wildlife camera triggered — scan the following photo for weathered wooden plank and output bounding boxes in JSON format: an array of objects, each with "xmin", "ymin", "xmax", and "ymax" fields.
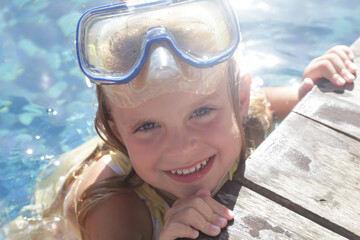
[
  {"xmin": 351, "ymin": 37, "xmax": 360, "ymax": 61},
  {"xmin": 293, "ymin": 87, "xmax": 360, "ymax": 141},
  {"xmin": 196, "ymin": 182, "xmax": 347, "ymax": 240},
  {"xmin": 308, "ymin": 76, "xmax": 360, "ymax": 109},
  {"xmin": 293, "ymin": 37, "xmax": 360, "ymax": 139},
  {"xmin": 242, "ymin": 113, "xmax": 360, "ymax": 238},
  {"xmin": 195, "ymin": 37, "xmax": 360, "ymax": 240}
]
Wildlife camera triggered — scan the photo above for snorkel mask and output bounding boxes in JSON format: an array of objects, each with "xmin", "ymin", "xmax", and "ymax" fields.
[{"xmin": 76, "ymin": 0, "xmax": 241, "ymax": 108}]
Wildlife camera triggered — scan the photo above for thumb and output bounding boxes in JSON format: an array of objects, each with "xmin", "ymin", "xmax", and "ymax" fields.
[
  {"xmin": 196, "ymin": 188, "xmax": 211, "ymax": 197},
  {"xmin": 299, "ymin": 78, "xmax": 315, "ymax": 100}
]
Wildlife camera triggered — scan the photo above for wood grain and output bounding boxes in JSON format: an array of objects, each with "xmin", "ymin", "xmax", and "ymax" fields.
[
  {"xmin": 195, "ymin": 37, "xmax": 360, "ymax": 240},
  {"xmin": 293, "ymin": 85, "xmax": 360, "ymax": 141},
  {"xmin": 196, "ymin": 183, "xmax": 347, "ymax": 240},
  {"xmin": 293, "ymin": 37, "xmax": 360, "ymax": 140},
  {"xmin": 243, "ymin": 113, "xmax": 360, "ymax": 238}
]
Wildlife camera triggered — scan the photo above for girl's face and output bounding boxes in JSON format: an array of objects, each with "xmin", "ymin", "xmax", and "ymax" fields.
[{"xmin": 108, "ymin": 78, "xmax": 243, "ymax": 199}]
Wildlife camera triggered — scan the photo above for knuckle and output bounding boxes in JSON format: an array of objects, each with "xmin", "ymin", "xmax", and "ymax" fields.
[
  {"xmin": 172, "ymin": 198, "xmax": 182, "ymax": 207},
  {"xmin": 163, "ymin": 210, "xmax": 173, "ymax": 222},
  {"xmin": 218, "ymin": 204, "xmax": 229, "ymax": 213},
  {"xmin": 329, "ymin": 45, "xmax": 346, "ymax": 52},
  {"xmin": 318, "ymin": 60, "xmax": 332, "ymax": 70},
  {"xmin": 191, "ymin": 197, "xmax": 205, "ymax": 208},
  {"xmin": 183, "ymin": 207, "xmax": 197, "ymax": 217},
  {"xmin": 325, "ymin": 52, "xmax": 339, "ymax": 60}
]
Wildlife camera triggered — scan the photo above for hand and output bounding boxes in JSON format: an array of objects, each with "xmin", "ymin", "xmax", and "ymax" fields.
[
  {"xmin": 300, "ymin": 45, "xmax": 357, "ymax": 99},
  {"xmin": 159, "ymin": 189, "xmax": 234, "ymax": 240}
]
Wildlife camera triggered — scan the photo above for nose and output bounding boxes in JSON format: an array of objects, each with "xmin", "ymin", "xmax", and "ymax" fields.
[
  {"xmin": 147, "ymin": 44, "xmax": 181, "ymax": 83},
  {"xmin": 164, "ymin": 127, "xmax": 198, "ymax": 158}
]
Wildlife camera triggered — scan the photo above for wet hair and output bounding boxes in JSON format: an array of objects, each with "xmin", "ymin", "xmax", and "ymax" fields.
[
  {"xmin": 75, "ymin": 56, "xmax": 249, "ymax": 238},
  {"xmin": 3, "ymin": 58, "xmax": 270, "ymax": 240}
]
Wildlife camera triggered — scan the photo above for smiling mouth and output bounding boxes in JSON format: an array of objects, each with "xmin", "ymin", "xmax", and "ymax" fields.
[{"xmin": 169, "ymin": 155, "xmax": 214, "ymax": 176}]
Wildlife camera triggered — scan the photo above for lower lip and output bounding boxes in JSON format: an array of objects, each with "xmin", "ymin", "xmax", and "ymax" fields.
[{"xmin": 166, "ymin": 155, "xmax": 215, "ymax": 183}]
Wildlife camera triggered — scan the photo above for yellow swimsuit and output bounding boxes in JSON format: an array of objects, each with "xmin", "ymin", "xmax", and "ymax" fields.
[
  {"xmin": 103, "ymin": 150, "xmax": 239, "ymax": 240},
  {"xmin": 102, "ymin": 151, "xmax": 169, "ymax": 240}
]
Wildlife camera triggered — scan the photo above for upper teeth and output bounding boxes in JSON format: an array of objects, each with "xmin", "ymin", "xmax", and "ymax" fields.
[{"xmin": 170, "ymin": 159, "xmax": 209, "ymax": 175}]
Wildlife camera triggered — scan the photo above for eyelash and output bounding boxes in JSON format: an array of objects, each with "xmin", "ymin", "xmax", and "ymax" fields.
[
  {"xmin": 133, "ymin": 107, "xmax": 215, "ymax": 133},
  {"xmin": 134, "ymin": 122, "xmax": 159, "ymax": 133},
  {"xmin": 190, "ymin": 107, "xmax": 215, "ymax": 119}
]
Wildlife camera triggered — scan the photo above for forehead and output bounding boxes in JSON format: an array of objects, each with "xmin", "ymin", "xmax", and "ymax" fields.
[
  {"xmin": 102, "ymin": 60, "xmax": 229, "ymax": 109},
  {"xmin": 109, "ymin": 76, "xmax": 231, "ymax": 125}
]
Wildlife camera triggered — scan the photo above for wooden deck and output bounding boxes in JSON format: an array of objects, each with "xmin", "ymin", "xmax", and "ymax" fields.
[{"xmin": 197, "ymin": 37, "xmax": 360, "ymax": 240}]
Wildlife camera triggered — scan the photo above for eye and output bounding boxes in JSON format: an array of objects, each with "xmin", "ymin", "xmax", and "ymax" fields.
[
  {"xmin": 134, "ymin": 122, "xmax": 159, "ymax": 133},
  {"xmin": 191, "ymin": 107, "xmax": 214, "ymax": 119}
]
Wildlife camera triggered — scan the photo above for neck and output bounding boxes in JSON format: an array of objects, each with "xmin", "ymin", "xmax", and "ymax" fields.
[{"xmin": 154, "ymin": 189, "xmax": 178, "ymax": 206}]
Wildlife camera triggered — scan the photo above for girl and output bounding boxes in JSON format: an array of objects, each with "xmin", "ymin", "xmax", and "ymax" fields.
[{"xmin": 4, "ymin": 0, "xmax": 356, "ymax": 239}]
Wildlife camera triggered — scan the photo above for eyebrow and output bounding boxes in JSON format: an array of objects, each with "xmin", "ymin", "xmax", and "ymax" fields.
[
  {"xmin": 186, "ymin": 90, "xmax": 223, "ymax": 111},
  {"xmin": 124, "ymin": 89, "xmax": 225, "ymax": 132}
]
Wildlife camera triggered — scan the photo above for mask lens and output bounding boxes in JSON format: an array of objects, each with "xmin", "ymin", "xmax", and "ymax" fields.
[{"xmin": 76, "ymin": 0, "xmax": 240, "ymax": 84}]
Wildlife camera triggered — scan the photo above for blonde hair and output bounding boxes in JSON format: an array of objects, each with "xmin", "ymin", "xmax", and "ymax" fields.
[
  {"xmin": 75, "ymin": 57, "xmax": 260, "ymax": 238},
  {"xmin": 2, "ymin": 60, "xmax": 270, "ymax": 239},
  {"xmin": 2, "ymin": 15, "xmax": 272, "ymax": 240}
]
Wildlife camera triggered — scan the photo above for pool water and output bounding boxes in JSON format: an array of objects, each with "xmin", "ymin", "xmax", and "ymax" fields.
[{"xmin": 0, "ymin": 0, "xmax": 359, "ymax": 237}]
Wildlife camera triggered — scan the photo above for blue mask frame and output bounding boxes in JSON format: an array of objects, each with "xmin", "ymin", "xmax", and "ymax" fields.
[{"xmin": 76, "ymin": 0, "xmax": 241, "ymax": 85}]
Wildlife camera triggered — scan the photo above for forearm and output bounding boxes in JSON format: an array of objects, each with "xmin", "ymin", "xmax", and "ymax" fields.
[{"xmin": 262, "ymin": 86, "xmax": 299, "ymax": 118}]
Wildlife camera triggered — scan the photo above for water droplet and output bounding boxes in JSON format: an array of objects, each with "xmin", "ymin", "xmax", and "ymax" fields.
[
  {"xmin": 26, "ymin": 149, "xmax": 33, "ymax": 155},
  {"xmin": 46, "ymin": 108, "xmax": 57, "ymax": 115}
]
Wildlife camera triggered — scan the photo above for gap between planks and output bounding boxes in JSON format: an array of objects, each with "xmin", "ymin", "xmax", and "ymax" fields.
[{"xmin": 233, "ymin": 174, "xmax": 360, "ymax": 240}]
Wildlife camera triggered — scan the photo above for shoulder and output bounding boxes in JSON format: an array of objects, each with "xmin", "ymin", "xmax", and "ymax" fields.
[
  {"xmin": 64, "ymin": 156, "xmax": 118, "ymax": 228},
  {"xmin": 84, "ymin": 190, "xmax": 153, "ymax": 240}
]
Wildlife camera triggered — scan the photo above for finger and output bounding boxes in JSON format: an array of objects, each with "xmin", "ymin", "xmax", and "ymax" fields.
[
  {"xmin": 345, "ymin": 59, "xmax": 358, "ymax": 73},
  {"xmin": 170, "ymin": 199, "xmax": 230, "ymax": 229},
  {"xmin": 341, "ymin": 68, "xmax": 356, "ymax": 83},
  {"xmin": 210, "ymin": 213, "xmax": 229, "ymax": 228},
  {"xmin": 326, "ymin": 46, "xmax": 357, "ymax": 75},
  {"xmin": 310, "ymin": 59, "xmax": 346, "ymax": 86},
  {"xmin": 298, "ymin": 78, "xmax": 314, "ymax": 100},
  {"xmin": 172, "ymin": 197, "xmax": 215, "ymax": 222},
  {"xmin": 196, "ymin": 188, "xmax": 211, "ymax": 196},
  {"xmin": 323, "ymin": 53, "xmax": 356, "ymax": 83},
  {"xmin": 327, "ymin": 45, "xmax": 354, "ymax": 60},
  {"xmin": 312, "ymin": 55, "xmax": 355, "ymax": 84},
  {"xmin": 160, "ymin": 222, "xmax": 199, "ymax": 240},
  {"xmin": 326, "ymin": 54, "xmax": 356, "ymax": 83},
  {"xmin": 320, "ymin": 52, "xmax": 346, "ymax": 74},
  {"xmin": 201, "ymin": 196, "xmax": 234, "ymax": 220},
  {"xmin": 326, "ymin": 45, "xmax": 352, "ymax": 61},
  {"xmin": 170, "ymin": 208, "xmax": 222, "ymax": 236}
]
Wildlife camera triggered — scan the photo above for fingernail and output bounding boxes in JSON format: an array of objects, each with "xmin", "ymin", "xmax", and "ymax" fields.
[
  {"xmin": 346, "ymin": 73, "xmax": 355, "ymax": 81},
  {"xmin": 211, "ymin": 224, "xmax": 221, "ymax": 234},
  {"xmin": 346, "ymin": 60, "xmax": 357, "ymax": 71},
  {"xmin": 228, "ymin": 209, "xmax": 234, "ymax": 218},
  {"xmin": 348, "ymin": 51, "xmax": 354, "ymax": 59},
  {"xmin": 191, "ymin": 229, "xmax": 199, "ymax": 238},
  {"xmin": 334, "ymin": 74, "xmax": 345, "ymax": 85},
  {"xmin": 349, "ymin": 63, "xmax": 358, "ymax": 71},
  {"xmin": 342, "ymin": 70, "xmax": 354, "ymax": 82},
  {"xmin": 196, "ymin": 188, "xmax": 211, "ymax": 196},
  {"xmin": 216, "ymin": 217, "xmax": 227, "ymax": 227}
]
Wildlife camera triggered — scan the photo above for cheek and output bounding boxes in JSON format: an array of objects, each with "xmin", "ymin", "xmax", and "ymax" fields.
[
  {"xmin": 208, "ymin": 113, "xmax": 242, "ymax": 159},
  {"xmin": 122, "ymin": 137, "xmax": 161, "ymax": 175},
  {"xmin": 202, "ymin": 111, "xmax": 241, "ymax": 143}
]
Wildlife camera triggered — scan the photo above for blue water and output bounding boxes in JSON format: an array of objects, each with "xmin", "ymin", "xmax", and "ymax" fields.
[{"xmin": 0, "ymin": 0, "xmax": 359, "ymax": 235}]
